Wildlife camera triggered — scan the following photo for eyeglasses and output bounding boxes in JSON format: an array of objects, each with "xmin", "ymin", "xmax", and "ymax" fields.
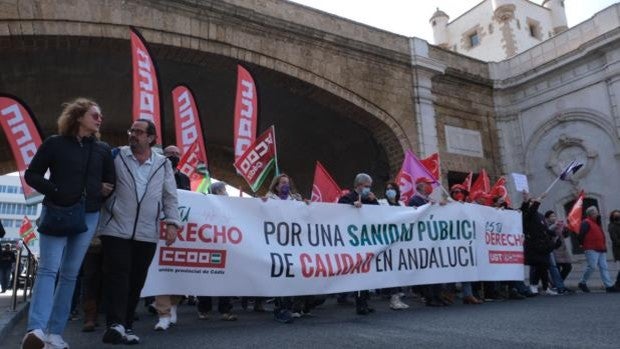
[
  {"xmin": 452, "ymin": 190, "xmax": 463, "ymax": 194},
  {"xmin": 127, "ymin": 128, "xmax": 147, "ymax": 136},
  {"xmin": 90, "ymin": 113, "xmax": 104, "ymax": 121}
]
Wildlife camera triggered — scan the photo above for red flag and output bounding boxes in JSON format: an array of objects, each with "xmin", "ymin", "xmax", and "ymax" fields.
[
  {"xmin": 470, "ymin": 169, "xmax": 490, "ymax": 195},
  {"xmin": 19, "ymin": 216, "xmax": 37, "ymax": 245},
  {"xmin": 420, "ymin": 153, "xmax": 440, "ymax": 181},
  {"xmin": 396, "ymin": 150, "xmax": 439, "ymax": 204},
  {"xmin": 233, "ymin": 65, "xmax": 258, "ymax": 162},
  {"xmin": 233, "ymin": 126, "xmax": 277, "ymax": 192},
  {"xmin": 462, "ymin": 172, "xmax": 473, "ymax": 192},
  {"xmin": 172, "ymin": 85, "xmax": 210, "ymax": 192},
  {"xmin": 177, "ymin": 142, "xmax": 210, "ymax": 192},
  {"xmin": 567, "ymin": 190, "xmax": 585, "ymax": 234},
  {"xmin": 0, "ymin": 95, "xmax": 43, "ymax": 204},
  {"xmin": 311, "ymin": 161, "xmax": 341, "ymax": 203},
  {"xmin": 131, "ymin": 28, "xmax": 162, "ymax": 144},
  {"xmin": 490, "ymin": 176, "xmax": 511, "ymax": 206}
]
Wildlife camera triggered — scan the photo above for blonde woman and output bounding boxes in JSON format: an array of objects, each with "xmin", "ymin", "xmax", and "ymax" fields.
[{"xmin": 22, "ymin": 98, "xmax": 115, "ymax": 349}]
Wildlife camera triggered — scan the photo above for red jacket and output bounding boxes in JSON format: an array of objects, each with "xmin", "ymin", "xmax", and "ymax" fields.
[{"xmin": 580, "ymin": 217, "xmax": 607, "ymax": 252}]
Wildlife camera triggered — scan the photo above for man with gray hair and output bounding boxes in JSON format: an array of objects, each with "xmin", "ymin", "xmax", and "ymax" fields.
[
  {"xmin": 338, "ymin": 173, "xmax": 378, "ymax": 314},
  {"xmin": 577, "ymin": 206, "xmax": 619, "ymax": 293}
]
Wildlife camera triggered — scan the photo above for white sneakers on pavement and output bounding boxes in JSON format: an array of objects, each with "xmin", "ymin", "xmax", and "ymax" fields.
[
  {"xmin": 46, "ymin": 334, "xmax": 69, "ymax": 349},
  {"xmin": 389, "ymin": 294, "xmax": 410, "ymax": 310},
  {"xmin": 154, "ymin": 317, "xmax": 171, "ymax": 331},
  {"xmin": 124, "ymin": 329, "xmax": 140, "ymax": 345},
  {"xmin": 21, "ymin": 329, "xmax": 46, "ymax": 349},
  {"xmin": 529, "ymin": 285, "xmax": 539, "ymax": 294}
]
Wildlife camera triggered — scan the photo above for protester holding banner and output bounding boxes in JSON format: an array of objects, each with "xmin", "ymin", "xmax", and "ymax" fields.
[
  {"xmin": 577, "ymin": 206, "xmax": 618, "ymax": 293},
  {"xmin": 152, "ymin": 145, "xmax": 192, "ymax": 331},
  {"xmin": 22, "ymin": 98, "xmax": 115, "ymax": 349},
  {"xmin": 98, "ymin": 120, "xmax": 182, "ymax": 345},
  {"xmin": 381, "ymin": 182, "xmax": 410, "ymax": 310},
  {"xmin": 196, "ymin": 181, "xmax": 238, "ymax": 322},
  {"xmin": 408, "ymin": 178, "xmax": 449, "ymax": 307},
  {"xmin": 449, "ymin": 185, "xmax": 483, "ymax": 305},
  {"xmin": 338, "ymin": 173, "xmax": 378, "ymax": 315},
  {"xmin": 265, "ymin": 173, "xmax": 306, "ymax": 323}
]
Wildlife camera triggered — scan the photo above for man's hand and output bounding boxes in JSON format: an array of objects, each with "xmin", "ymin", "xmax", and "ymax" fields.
[
  {"xmin": 354, "ymin": 200, "xmax": 363, "ymax": 208},
  {"xmin": 367, "ymin": 192, "xmax": 377, "ymax": 202},
  {"xmin": 165, "ymin": 224, "xmax": 177, "ymax": 246},
  {"xmin": 101, "ymin": 182, "xmax": 114, "ymax": 196}
]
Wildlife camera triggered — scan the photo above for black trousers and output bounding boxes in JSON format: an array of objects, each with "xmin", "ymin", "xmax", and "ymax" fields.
[
  {"xmin": 529, "ymin": 264, "xmax": 549, "ymax": 290},
  {"xmin": 197, "ymin": 297, "xmax": 232, "ymax": 314},
  {"xmin": 557, "ymin": 263, "xmax": 572, "ymax": 280},
  {"xmin": 101, "ymin": 236, "xmax": 156, "ymax": 329}
]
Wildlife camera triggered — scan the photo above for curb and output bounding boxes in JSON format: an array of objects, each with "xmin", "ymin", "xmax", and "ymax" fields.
[{"xmin": 0, "ymin": 301, "xmax": 29, "ymax": 342}]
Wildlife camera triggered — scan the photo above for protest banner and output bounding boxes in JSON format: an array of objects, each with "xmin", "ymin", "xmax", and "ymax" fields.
[{"xmin": 142, "ymin": 190, "xmax": 524, "ymax": 297}]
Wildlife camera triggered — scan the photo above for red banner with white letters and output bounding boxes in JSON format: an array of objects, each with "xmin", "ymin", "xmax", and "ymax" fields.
[
  {"xmin": 233, "ymin": 65, "xmax": 258, "ymax": 162},
  {"xmin": 172, "ymin": 85, "xmax": 208, "ymax": 165},
  {"xmin": 131, "ymin": 28, "xmax": 162, "ymax": 145},
  {"xmin": 233, "ymin": 126, "xmax": 276, "ymax": 192},
  {"xmin": 0, "ymin": 95, "xmax": 43, "ymax": 203}
]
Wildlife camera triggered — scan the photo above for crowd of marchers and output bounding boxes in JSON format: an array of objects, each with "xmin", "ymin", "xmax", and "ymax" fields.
[{"xmin": 16, "ymin": 98, "xmax": 620, "ymax": 349}]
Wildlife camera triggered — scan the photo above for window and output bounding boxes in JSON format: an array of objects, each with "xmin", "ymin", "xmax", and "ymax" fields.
[
  {"xmin": 469, "ymin": 32, "xmax": 480, "ymax": 47},
  {"xmin": 529, "ymin": 24, "xmax": 538, "ymax": 38},
  {"xmin": 15, "ymin": 219, "xmax": 21, "ymax": 228}
]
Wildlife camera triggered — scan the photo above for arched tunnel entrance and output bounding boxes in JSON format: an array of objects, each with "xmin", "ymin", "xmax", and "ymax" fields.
[{"xmin": 0, "ymin": 35, "xmax": 405, "ymax": 197}]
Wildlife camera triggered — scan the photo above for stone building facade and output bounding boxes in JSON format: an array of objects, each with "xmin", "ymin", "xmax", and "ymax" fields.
[{"xmin": 431, "ymin": 0, "xmax": 568, "ymax": 62}]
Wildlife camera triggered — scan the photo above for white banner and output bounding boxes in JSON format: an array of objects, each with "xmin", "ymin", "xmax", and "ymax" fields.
[{"xmin": 141, "ymin": 191, "xmax": 524, "ymax": 297}]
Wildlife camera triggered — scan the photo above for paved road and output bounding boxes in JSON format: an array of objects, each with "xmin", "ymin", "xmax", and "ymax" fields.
[{"xmin": 4, "ymin": 291, "xmax": 620, "ymax": 349}]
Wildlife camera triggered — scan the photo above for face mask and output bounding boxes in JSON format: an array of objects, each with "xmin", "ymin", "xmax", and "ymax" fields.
[
  {"xmin": 453, "ymin": 192, "xmax": 465, "ymax": 202},
  {"xmin": 167, "ymin": 155, "xmax": 180, "ymax": 168},
  {"xmin": 279, "ymin": 184, "xmax": 290, "ymax": 197},
  {"xmin": 361, "ymin": 187, "xmax": 371, "ymax": 198},
  {"xmin": 386, "ymin": 189, "xmax": 397, "ymax": 200}
]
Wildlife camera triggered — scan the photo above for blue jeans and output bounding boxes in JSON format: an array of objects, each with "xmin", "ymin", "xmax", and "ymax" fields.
[
  {"xmin": 27, "ymin": 211, "xmax": 99, "ymax": 334},
  {"xmin": 548, "ymin": 254, "xmax": 566, "ymax": 290},
  {"xmin": 580, "ymin": 250, "xmax": 613, "ymax": 288}
]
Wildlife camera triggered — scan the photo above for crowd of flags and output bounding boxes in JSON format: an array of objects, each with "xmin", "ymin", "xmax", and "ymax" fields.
[{"xmin": 0, "ymin": 27, "xmax": 591, "ymax": 246}]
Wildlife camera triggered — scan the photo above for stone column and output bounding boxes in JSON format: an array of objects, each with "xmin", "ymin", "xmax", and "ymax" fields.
[{"xmin": 409, "ymin": 38, "xmax": 445, "ymax": 157}]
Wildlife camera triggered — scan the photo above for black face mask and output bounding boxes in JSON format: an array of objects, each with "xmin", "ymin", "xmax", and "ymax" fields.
[{"xmin": 167, "ymin": 155, "xmax": 180, "ymax": 168}]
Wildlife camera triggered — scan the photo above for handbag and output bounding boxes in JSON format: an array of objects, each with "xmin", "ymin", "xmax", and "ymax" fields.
[{"xmin": 37, "ymin": 142, "xmax": 93, "ymax": 236}]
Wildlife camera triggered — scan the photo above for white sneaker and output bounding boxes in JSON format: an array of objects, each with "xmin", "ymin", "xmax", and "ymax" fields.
[
  {"xmin": 529, "ymin": 285, "xmax": 539, "ymax": 294},
  {"xmin": 124, "ymin": 329, "xmax": 140, "ymax": 345},
  {"xmin": 21, "ymin": 329, "xmax": 46, "ymax": 349},
  {"xmin": 102, "ymin": 324, "xmax": 125, "ymax": 344},
  {"xmin": 46, "ymin": 334, "xmax": 69, "ymax": 349},
  {"xmin": 544, "ymin": 289, "xmax": 559, "ymax": 296},
  {"xmin": 389, "ymin": 295, "xmax": 409, "ymax": 310},
  {"xmin": 291, "ymin": 312, "xmax": 302, "ymax": 318},
  {"xmin": 170, "ymin": 305, "xmax": 178, "ymax": 325},
  {"xmin": 154, "ymin": 317, "xmax": 171, "ymax": 331}
]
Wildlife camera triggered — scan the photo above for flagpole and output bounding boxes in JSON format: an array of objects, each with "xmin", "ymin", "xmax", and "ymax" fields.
[
  {"xmin": 542, "ymin": 176, "xmax": 561, "ymax": 196},
  {"xmin": 271, "ymin": 125, "xmax": 280, "ymax": 176}
]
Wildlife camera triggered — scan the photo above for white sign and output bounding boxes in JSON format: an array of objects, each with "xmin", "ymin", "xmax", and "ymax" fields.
[
  {"xmin": 511, "ymin": 173, "xmax": 529, "ymax": 193},
  {"xmin": 445, "ymin": 125, "xmax": 484, "ymax": 157},
  {"xmin": 141, "ymin": 191, "xmax": 524, "ymax": 297}
]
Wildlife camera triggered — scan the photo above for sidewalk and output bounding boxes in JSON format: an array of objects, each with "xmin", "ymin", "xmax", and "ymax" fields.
[{"xmin": 0, "ymin": 289, "xmax": 29, "ymax": 341}]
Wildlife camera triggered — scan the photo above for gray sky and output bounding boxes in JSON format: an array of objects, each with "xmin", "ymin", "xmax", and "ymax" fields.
[{"xmin": 289, "ymin": 0, "xmax": 619, "ymax": 42}]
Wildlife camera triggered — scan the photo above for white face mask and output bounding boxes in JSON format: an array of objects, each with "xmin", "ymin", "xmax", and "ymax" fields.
[
  {"xmin": 386, "ymin": 189, "xmax": 397, "ymax": 200},
  {"xmin": 360, "ymin": 187, "xmax": 371, "ymax": 197}
]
